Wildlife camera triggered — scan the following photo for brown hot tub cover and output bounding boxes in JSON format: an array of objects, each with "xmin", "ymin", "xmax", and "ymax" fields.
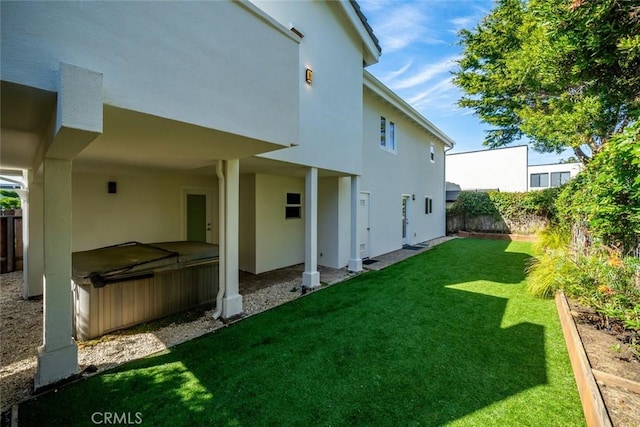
[{"xmin": 72, "ymin": 241, "xmax": 219, "ymax": 287}]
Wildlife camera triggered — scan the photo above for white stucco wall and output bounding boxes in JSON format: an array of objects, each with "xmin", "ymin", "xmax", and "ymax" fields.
[
  {"xmin": 72, "ymin": 172, "xmax": 217, "ymax": 252},
  {"xmin": 1, "ymin": 1, "xmax": 299, "ymax": 147},
  {"xmin": 252, "ymin": 0, "xmax": 365, "ymax": 175},
  {"xmin": 318, "ymin": 176, "xmax": 351, "ymax": 269},
  {"xmin": 361, "ymin": 91, "xmax": 447, "ymax": 258},
  {"xmin": 446, "ymin": 146, "xmax": 529, "ymax": 192},
  {"xmin": 239, "ymin": 174, "xmax": 257, "ymax": 273},
  {"xmin": 238, "ymin": 173, "xmax": 306, "ymax": 274}
]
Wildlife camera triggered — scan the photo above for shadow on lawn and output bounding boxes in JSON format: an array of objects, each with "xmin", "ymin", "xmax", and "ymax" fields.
[{"xmin": 20, "ymin": 239, "xmax": 551, "ymax": 426}]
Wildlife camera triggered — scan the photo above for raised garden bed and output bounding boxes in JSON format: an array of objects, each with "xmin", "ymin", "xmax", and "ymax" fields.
[{"xmin": 556, "ymin": 291, "xmax": 640, "ymax": 427}]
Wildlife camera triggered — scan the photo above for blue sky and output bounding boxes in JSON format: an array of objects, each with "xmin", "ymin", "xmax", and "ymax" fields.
[{"xmin": 358, "ymin": 0, "xmax": 573, "ymax": 165}]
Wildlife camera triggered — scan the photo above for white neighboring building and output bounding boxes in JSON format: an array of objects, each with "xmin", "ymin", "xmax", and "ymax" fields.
[
  {"xmin": 1, "ymin": 0, "xmax": 454, "ymax": 388},
  {"xmin": 446, "ymin": 146, "xmax": 529, "ymax": 192},
  {"xmin": 446, "ymin": 145, "xmax": 582, "ymax": 193}
]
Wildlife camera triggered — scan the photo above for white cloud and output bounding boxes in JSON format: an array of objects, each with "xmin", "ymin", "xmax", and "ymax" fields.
[
  {"xmin": 450, "ymin": 16, "xmax": 474, "ymax": 29},
  {"xmin": 407, "ymin": 77, "xmax": 454, "ymax": 106},
  {"xmin": 379, "ymin": 60, "xmax": 414, "ymax": 83},
  {"xmin": 360, "ymin": 2, "xmax": 443, "ymax": 53},
  {"xmin": 390, "ymin": 55, "xmax": 459, "ymax": 90}
]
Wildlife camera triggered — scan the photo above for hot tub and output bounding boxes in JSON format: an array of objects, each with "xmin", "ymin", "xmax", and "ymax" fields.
[{"xmin": 72, "ymin": 241, "xmax": 219, "ymax": 341}]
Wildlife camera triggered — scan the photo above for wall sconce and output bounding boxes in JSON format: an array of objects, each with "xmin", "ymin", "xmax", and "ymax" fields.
[
  {"xmin": 305, "ymin": 68, "xmax": 313, "ymax": 84},
  {"xmin": 412, "ymin": 194, "xmax": 416, "ymax": 200}
]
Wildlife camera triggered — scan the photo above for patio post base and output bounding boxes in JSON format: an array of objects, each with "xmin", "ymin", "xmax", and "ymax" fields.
[
  {"xmin": 35, "ymin": 341, "xmax": 78, "ymax": 390},
  {"xmin": 302, "ymin": 271, "xmax": 320, "ymax": 288},
  {"xmin": 348, "ymin": 258, "xmax": 363, "ymax": 272}
]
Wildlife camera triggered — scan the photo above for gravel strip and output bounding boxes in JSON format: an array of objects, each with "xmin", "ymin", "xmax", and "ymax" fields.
[{"xmin": 1, "ymin": 273, "xmax": 304, "ymax": 411}]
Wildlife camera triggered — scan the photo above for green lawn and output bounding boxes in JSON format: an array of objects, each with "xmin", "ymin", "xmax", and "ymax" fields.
[{"xmin": 21, "ymin": 239, "xmax": 584, "ymax": 426}]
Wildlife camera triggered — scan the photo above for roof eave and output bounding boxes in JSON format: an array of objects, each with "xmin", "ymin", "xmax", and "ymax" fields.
[
  {"xmin": 337, "ymin": 1, "xmax": 381, "ymax": 66},
  {"xmin": 364, "ymin": 71, "xmax": 455, "ymax": 148}
]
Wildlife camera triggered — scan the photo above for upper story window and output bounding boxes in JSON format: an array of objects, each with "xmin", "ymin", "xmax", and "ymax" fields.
[
  {"xmin": 550, "ymin": 171, "xmax": 571, "ymax": 187},
  {"xmin": 430, "ymin": 144, "xmax": 435, "ymax": 163},
  {"xmin": 530, "ymin": 173, "xmax": 549, "ymax": 188},
  {"xmin": 380, "ymin": 116, "xmax": 396, "ymax": 153}
]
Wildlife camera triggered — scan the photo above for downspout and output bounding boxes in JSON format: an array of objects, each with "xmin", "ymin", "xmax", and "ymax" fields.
[{"xmin": 212, "ymin": 160, "xmax": 226, "ymax": 319}]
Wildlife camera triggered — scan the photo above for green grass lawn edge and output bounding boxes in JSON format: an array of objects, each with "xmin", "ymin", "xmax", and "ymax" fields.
[{"xmin": 20, "ymin": 239, "xmax": 584, "ymax": 427}]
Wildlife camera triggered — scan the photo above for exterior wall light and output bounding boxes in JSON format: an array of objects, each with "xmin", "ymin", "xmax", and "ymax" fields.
[{"xmin": 305, "ymin": 68, "xmax": 313, "ymax": 84}]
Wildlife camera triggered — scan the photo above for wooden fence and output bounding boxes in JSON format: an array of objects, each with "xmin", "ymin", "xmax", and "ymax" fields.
[{"xmin": 1, "ymin": 209, "xmax": 23, "ymax": 273}]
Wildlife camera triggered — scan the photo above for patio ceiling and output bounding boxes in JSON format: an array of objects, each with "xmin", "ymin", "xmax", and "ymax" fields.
[
  {"xmin": 0, "ymin": 81, "xmax": 291, "ymax": 176},
  {"xmin": 72, "ymin": 106, "xmax": 289, "ymax": 175}
]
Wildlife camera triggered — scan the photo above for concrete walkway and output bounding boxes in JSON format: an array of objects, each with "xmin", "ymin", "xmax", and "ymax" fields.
[{"xmin": 239, "ymin": 236, "xmax": 456, "ymax": 294}]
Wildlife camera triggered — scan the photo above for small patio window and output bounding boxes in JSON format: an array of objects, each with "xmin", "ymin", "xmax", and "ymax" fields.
[{"xmin": 286, "ymin": 192, "xmax": 302, "ymax": 219}]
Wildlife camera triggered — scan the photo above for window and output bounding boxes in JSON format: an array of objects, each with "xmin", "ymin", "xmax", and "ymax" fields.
[
  {"xmin": 550, "ymin": 171, "xmax": 571, "ymax": 187},
  {"xmin": 388, "ymin": 121, "xmax": 395, "ymax": 151},
  {"xmin": 285, "ymin": 192, "xmax": 301, "ymax": 219},
  {"xmin": 379, "ymin": 116, "xmax": 396, "ymax": 152},
  {"xmin": 425, "ymin": 197, "xmax": 433, "ymax": 214},
  {"xmin": 530, "ymin": 173, "xmax": 549, "ymax": 188},
  {"xmin": 430, "ymin": 144, "xmax": 435, "ymax": 163}
]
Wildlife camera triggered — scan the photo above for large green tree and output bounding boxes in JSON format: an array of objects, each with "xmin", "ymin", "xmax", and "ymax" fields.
[{"xmin": 454, "ymin": 0, "xmax": 640, "ymax": 163}]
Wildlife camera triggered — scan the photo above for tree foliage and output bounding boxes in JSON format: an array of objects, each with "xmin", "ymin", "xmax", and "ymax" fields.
[
  {"xmin": 454, "ymin": 0, "xmax": 640, "ymax": 162},
  {"xmin": 0, "ymin": 190, "xmax": 21, "ymax": 210},
  {"xmin": 556, "ymin": 121, "xmax": 640, "ymax": 253}
]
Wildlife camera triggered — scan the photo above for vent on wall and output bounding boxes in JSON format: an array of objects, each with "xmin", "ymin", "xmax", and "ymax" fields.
[{"xmin": 289, "ymin": 23, "xmax": 304, "ymax": 38}]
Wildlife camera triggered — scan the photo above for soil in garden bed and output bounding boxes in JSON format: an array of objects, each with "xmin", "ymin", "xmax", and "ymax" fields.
[{"xmin": 569, "ymin": 300, "xmax": 640, "ymax": 427}]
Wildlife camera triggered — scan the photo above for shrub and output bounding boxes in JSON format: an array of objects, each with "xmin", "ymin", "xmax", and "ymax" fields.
[
  {"xmin": 557, "ymin": 121, "xmax": 640, "ymax": 254},
  {"xmin": 447, "ymin": 188, "xmax": 560, "ymax": 234},
  {"xmin": 0, "ymin": 190, "xmax": 21, "ymax": 210}
]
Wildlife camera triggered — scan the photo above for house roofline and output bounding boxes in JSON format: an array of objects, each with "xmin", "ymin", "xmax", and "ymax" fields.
[
  {"xmin": 446, "ymin": 144, "xmax": 528, "ymax": 156},
  {"xmin": 337, "ymin": 1, "xmax": 381, "ymax": 66},
  {"xmin": 364, "ymin": 71, "xmax": 455, "ymax": 148}
]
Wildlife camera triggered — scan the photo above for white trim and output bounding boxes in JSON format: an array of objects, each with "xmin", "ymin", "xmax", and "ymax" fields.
[
  {"xmin": 235, "ymin": 0, "xmax": 302, "ymax": 43},
  {"xmin": 335, "ymin": 1, "xmax": 380, "ymax": 66},
  {"xmin": 364, "ymin": 71, "xmax": 455, "ymax": 148}
]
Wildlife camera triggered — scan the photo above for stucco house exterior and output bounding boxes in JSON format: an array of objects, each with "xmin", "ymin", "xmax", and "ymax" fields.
[
  {"xmin": 446, "ymin": 145, "xmax": 582, "ymax": 193},
  {"xmin": 0, "ymin": 0, "xmax": 453, "ymax": 388}
]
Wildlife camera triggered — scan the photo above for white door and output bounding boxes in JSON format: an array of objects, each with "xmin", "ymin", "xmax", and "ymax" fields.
[
  {"xmin": 359, "ymin": 192, "xmax": 370, "ymax": 259},
  {"xmin": 402, "ymin": 195, "xmax": 411, "ymax": 245},
  {"xmin": 183, "ymin": 189, "xmax": 213, "ymax": 243}
]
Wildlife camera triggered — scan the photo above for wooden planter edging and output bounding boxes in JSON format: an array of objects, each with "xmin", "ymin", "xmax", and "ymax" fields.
[
  {"xmin": 456, "ymin": 230, "xmax": 537, "ymax": 242},
  {"xmin": 555, "ymin": 291, "xmax": 612, "ymax": 427}
]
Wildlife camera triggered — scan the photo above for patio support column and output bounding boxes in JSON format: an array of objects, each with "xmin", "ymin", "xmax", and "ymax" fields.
[
  {"xmin": 24, "ymin": 169, "xmax": 44, "ymax": 298},
  {"xmin": 348, "ymin": 175, "xmax": 363, "ymax": 272},
  {"xmin": 35, "ymin": 62, "xmax": 102, "ymax": 389},
  {"xmin": 303, "ymin": 167, "xmax": 320, "ymax": 289},
  {"xmin": 222, "ymin": 159, "xmax": 242, "ymax": 318},
  {"xmin": 35, "ymin": 158, "xmax": 78, "ymax": 389}
]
